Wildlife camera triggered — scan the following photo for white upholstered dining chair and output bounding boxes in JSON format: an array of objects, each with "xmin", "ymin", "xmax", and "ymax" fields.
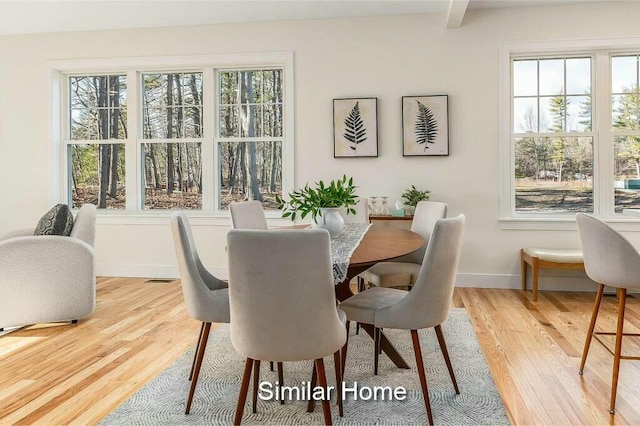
[
  {"xmin": 227, "ymin": 228, "xmax": 347, "ymax": 425},
  {"xmin": 340, "ymin": 214, "xmax": 465, "ymax": 426},
  {"xmin": 170, "ymin": 213, "xmax": 230, "ymax": 414},
  {"xmin": 229, "ymin": 200, "xmax": 269, "ymax": 230},
  {"xmin": 576, "ymin": 213, "xmax": 640, "ymax": 415},
  {"xmin": 228, "ymin": 199, "xmax": 283, "ymax": 378},
  {"xmin": 358, "ymin": 200, "xmax": 447, "ymax": 290}
]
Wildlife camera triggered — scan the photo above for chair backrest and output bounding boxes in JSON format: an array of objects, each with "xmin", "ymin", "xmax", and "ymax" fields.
[
  {"xmin": 376, "ymin": 214, "xmax": 465, "ymax": 330},
  {"xmin": 403, "ymin": 200, "xmax": 448, "ymax": 264},
  {"xmin": 576, "ymin": 213, "xmax": 640, "ymax": 289},
  {"xmin": 173, "ymin": 212, "xmax": 226, "ymax": 291},
  {"xmin": 229, "ymin": 201, "xmax": 268, "ymax": 229},
  {"xmin": 227, "ymin": 229, "xmax": 346, "ymax": 361},
  {"xmin": 70, "ymin": 204, "xmax": 97, "ymax": 247},
  {"xmin": 171, "ymin": 213, "xmax": 228, "ymax": 322}
]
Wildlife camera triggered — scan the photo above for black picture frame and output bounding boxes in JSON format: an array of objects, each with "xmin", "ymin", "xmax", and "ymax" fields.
[
  {"xmin": 402, "ymin": 95, "xmax": 449, "ymax": 156},
  {"xmin": 333, "ymin": 97, "xmax": 378, "ymax": 158}
]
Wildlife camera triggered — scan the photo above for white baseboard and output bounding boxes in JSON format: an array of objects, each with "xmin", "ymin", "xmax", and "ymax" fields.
[
  {"xmin": 455, "ymin": 272, "xmax": 600, "ymax": 292},
  {"xmin": 97, "ymin": 264, "xmax": 602, "ymax": 292},
  {"xmin": 96, "ymin": 264, "xmax": 229, "ymax": 280}
]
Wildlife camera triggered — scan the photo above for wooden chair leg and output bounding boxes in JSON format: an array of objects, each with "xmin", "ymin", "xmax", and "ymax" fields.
[
  {"xmin": 315, "ymin": 358, "xmax": 333, "ymax": 426},
  {"xmin": 532, "ymin": 257, "xmax": 539, "ymax": 302},
  {"xmin": 189, "ymin": 322, "xmax": 206, "ymax": 381},
  {"xmin": 277, "ymin": 362, "xmax": 284, "ymax": 404},
  {"xmin": 307, "ymin": 363, "xmax": 317, "ymax": 413},
  {"xmin": 520, "ymin": 249, "xmax": 527, "ymax": 292},
  {"xmin": 252, "ymin": 360, "xmax": 261, "ymax": 414},
  {"xmin": 374, "ymin": 327, "xmax": 380, "ymax": 375},
  {"xmin": 270, "ymin": 361, "xmax": 274, "ymax": 372},
  {"xmin": 186, "ymin": 322, "xmax": 211, "ymax": 414},
  {"xmin": 333, "ymin": 350, "xmax": 343, "ymax": 417},
  {"xmin": 342, "ymin": 321, "xmax": 350, "ymax": 376},
  {"xmin": 610, "ymin": 288, "xmax": 627, "ymax": 414},
  {"xmin": 434, "ymin": 324, "xmax": 459, "ymax": 394},
  {"xmin": 411, "ymin": 330, "xmax": 434, "ymax": 426},
  {"xmin": 356, "ymin": 278, "xmax": 365, "ymax": 335},
  {"xmin": 579, "ymin": 283, "xmax": 604, "ymax": 374},
  {"xmin": 234, "ymin": 358, "xmax": 254, "ymax": 425}
]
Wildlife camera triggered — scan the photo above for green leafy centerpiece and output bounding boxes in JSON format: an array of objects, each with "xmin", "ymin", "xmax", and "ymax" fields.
[
  {"xmin": 276, "ymin": 175, "xmax": 358, "ymax": 238},
  {"xmin": 401, "ymin": 185, "xmax": 430, "ymax": 214}
]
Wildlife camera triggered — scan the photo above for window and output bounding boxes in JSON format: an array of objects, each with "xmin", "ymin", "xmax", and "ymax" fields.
[
  {"xmin": 501, "ymin": 39, "xmax": 640, "ymax": 225},
  {"xmin": 513, "ymin": 57, "xmax": 593, "ymax": 214},
  {"xmin": 67, "ymin": 75, "xmax": 127, "ymax": 209},
  {"xmin": 217, "ymin": 70, "xmax": 283, "ymax": 209},
  {"xmin": 141, "ymin": 72, "xmax": 203, "ymax": 209},
  {"xmin": 52, "ymin": 53, "xmax": 293, "ymax": 216},
  {"xmin": 612, "ymin": 55, "xmax": 640, "ymax": 212}
]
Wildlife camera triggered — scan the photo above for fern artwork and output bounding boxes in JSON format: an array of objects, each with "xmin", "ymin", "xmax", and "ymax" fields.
[
  {"xmin": 402, "ymin": 95, "xmax": 449, "ymax": 156},
  {"xmin": 415, "ymin": 101, "xmax": 438, "ymax": 150},
  {"xmin": 333, "ymin": 97, "xmax": 378, "ymax": 157},
  {"xmin": 343, "ymin": 102, "xmax": 367, "ymax": 152}
]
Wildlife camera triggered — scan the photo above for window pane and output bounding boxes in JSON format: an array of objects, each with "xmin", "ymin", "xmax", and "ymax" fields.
[
  {"xmin": 539, "ymin": 59, "xmax": 564, "ymax": 96},
  {"xmin": 142, "ymin": 72, "xmax": 203, "ymax": 139},
  {"xmin": 239, "ymin": 104, "xmax": 262, "ymax": 137},
  {"xmin": 69, "ymin": 144, "xmax": 125, "ymax": 209},
  {"xmin": 262, "ymin": 70, "xmax": 283, "ymax": 103},
  {"xmin": 513, "ymin": 60, "xmax": 537, "ymax": 96},
  {"xmin": 219, "ymin": 71, "xmax": 239, "ymax": 104},
  {"xmin": 539, "ymin": 96, "xmax": 565, "ymax": 132},
  {"xmin": 142, "ymin": 142, "xmax": 202, "ymax": 209},
  {"xmin": 615, "ymin": 136, "xmax": 640, "ymax": 212},
  {"xmin": 612, "ymin": 55, "xmax": 638, "ymax": 94},
  {"xmin": 515, "ymin": 137, "xmax": 593, "ymax": 213},
  {"xmin": 220, "ymin": 106, "xmax": 239, "ymax": 137},
  {"xmin": 566, "ymin": 96, "xmax": 591, "ymax": 132},
  {"xmin": 263, "ymin": 104, "xmax": 283, "ymax": 137},
  {"xmin": 612, "ymin": 93, "xmax": 639, "ymax": 131},
  {"xmin": 218, "ymin": 141, "xmax": 282, "ymax": 210},
  {"xmin": 69, "ymin": 75, "xmax": 126, "ymax": 140},
  {"xmin": 514, "ymin": 97, "xmax": 538, "ymax": 133},
  {"xmin": 251, "ymin": 70, "xmax": 264, "ymax": 102},
  {"xmin": 566, "ymin": 57, "xmax": 590, "ymax": 95}
]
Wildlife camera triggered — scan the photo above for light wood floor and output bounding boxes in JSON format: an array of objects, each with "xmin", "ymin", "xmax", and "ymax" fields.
[{"xmin": 1, "ymin": 278, "xmax": 640, "ymax": 425}]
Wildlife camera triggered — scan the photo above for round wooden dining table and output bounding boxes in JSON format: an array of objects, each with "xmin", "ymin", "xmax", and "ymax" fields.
[{"xmin": 336, "ymin": 226, "xmax": 424, "ymax": 369}]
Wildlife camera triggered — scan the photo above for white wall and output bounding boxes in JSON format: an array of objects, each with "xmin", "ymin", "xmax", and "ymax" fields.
[{"xmin": 1, "ymin": 1, "xmax": 639, "ymax": 288}]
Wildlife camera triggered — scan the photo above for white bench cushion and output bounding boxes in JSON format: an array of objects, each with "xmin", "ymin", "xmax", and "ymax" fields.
[{"xmin": 523, "ymin": 247, "xmax": 583, "ymax": 263}]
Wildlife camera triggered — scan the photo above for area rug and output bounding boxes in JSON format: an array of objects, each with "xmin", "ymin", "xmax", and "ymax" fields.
[{"xmin": 100, "ymin": 308, "xmax": 509, "ymax": 425}]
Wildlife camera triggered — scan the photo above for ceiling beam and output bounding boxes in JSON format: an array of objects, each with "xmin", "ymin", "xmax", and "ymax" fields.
[{"xmin": 446, "ymin": 0, "xmax": 469, "ymax": 29}]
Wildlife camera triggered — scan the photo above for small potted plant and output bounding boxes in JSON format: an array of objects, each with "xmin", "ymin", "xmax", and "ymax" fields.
[
  {"xmin": 275, "ymin": 175, "xmax": 358, "ymax": 238},
  {"xmin": 401, "ymin": 185, "xmax": 430, "ymax": 215}
]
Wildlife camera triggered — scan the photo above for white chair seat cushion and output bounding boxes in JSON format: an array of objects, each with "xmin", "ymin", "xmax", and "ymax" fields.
[
  {"xmin": 523, "ymin": 247, "xmax": 583, "ymax": 263},
  {"xmin": 360, "ymin": 262, "xmax": 421, "ymax": 287},
  {"xmin": 339, "ymin": 287, "xmax": 408, "ymax": 325}
]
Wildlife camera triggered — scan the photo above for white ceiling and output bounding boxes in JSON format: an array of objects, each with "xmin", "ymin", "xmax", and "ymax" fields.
[{"xmin": 0, "ymin": 0, "xmax": 610, "ymax": 36}]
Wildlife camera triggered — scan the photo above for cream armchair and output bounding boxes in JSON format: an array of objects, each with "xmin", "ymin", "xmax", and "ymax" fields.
[{"xmin": 0, "ymin": 204, "xmax": 97, "ymax": 329}]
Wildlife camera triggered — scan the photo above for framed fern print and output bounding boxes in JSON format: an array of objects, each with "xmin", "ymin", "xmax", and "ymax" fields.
[
  {"xmin": 333, "ymin": 97, "xmax": 378, "ymax": 157},
  {"xmin": 402, "ymin": 95, "xmax": 449, "ymax": 156}
]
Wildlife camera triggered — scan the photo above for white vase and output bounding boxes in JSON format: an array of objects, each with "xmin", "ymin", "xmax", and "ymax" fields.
[{"xmin": 314, "ymin": 207, "xmax": 344, "ymax": 239}]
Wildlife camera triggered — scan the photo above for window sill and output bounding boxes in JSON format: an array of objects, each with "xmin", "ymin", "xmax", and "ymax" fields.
[
  {"xmin": 93, "ymin": 211, "xmax": 293, "ymax": 227},
  {"xmin": 499, "ymin": 215, "xmax": 640, "ymax": 231}
]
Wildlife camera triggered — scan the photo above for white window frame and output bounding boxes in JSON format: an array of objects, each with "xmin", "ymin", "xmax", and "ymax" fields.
[
  {"xmin": 47, "ymin": 52, "xmax": 294, "ymax": 225},
  {"xmin": 499, "ymin": 37, "xmax": 640, "ymax": 231}
]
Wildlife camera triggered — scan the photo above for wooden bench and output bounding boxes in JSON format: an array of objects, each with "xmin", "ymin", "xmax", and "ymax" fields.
[{"xmin": 521, "ymin": 248, "xmax": 584, "ymax": 302}]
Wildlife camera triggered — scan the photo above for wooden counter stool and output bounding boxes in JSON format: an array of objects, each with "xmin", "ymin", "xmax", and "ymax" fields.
[{"xmin": 521, "ymin": 248, "xmax": 584, "ymax": 302}]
